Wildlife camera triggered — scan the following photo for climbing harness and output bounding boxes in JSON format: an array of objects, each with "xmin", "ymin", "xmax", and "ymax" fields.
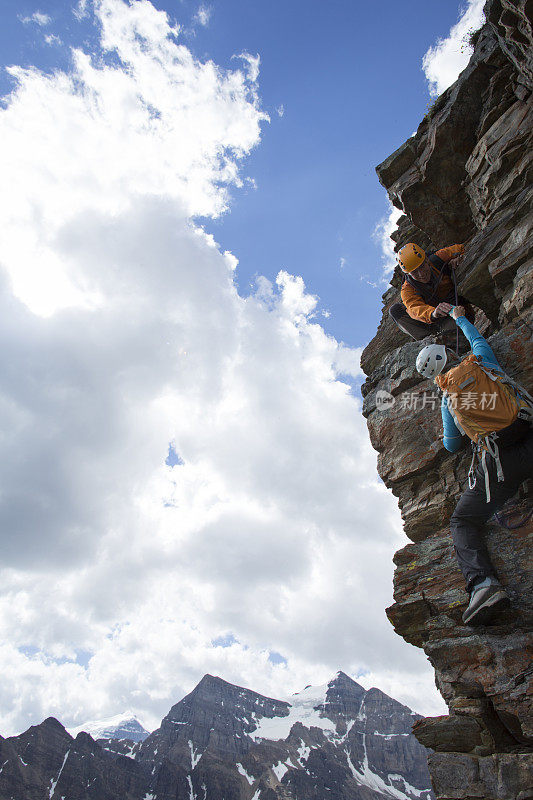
[
  {"xmin": 440, "ymin": 359, "xmax": 533, "ymax": 502},
  {"xmin": 467, "ymin": 437, "xmax": 504, "ymax": 503}
]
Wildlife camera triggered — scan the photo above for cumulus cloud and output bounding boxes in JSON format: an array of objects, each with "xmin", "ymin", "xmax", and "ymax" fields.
[
  {"xmin": 423, "ymin": 0, "xmax": 486, "ymax": 97},
  {"xmin": 194, "ymin": 5, "xmax": 212, "ymax": 27},
  {"xmin": 235, "ymin": 52, "xmax": 261, "ymax": 84},
  {"xmin": 45, "ymin": 33, "xmax": 63, "ymax": 46},
  {"xmin": 373, "ymin": 199, "xmax": 403, "ymax": 280},
  {"xmin": 73, "ymin": 0, "xmax": 90, "ymax": 20},
  {"xmin": 0, "ymin": 0, "xmax": 445, "ymax": 736},
  {"xmin": 20, "ymin": 11, "xmax": 52, "ymax": 26}
]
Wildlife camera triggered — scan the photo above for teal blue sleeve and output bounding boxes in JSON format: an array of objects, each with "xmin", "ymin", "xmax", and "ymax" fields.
[
  {"xmin": 441, "ymin": 315, "xmax": 501, "ymax": 452},
  {"xmin": 441, "ymin": 393, "xmax": 464, "ymax": 452},
  {"xmin": 455, "ymin": 316, "xmax": 501, "ymax": 370}
]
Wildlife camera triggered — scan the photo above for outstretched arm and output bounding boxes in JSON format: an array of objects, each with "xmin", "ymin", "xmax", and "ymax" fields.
[
  {"xmin": 435, "ymin": 243, "xmax": 464, "ymax": 263},
  {"xmin": 451, "ymin": 308, "xmax": 501, "ymax": 369}
]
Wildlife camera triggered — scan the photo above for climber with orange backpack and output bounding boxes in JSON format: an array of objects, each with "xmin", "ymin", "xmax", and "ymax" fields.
[
  {"xmin": 390, "ymin": 242, "xmax": 476, "ymax": 341},
  {"xmin": 416, "ymin": 306, "xmax": 533, "ymax": 626}
]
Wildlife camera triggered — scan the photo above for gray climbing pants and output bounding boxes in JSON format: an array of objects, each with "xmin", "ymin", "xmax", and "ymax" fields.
[
  {"xmin": 450, "ymin": 428, "xmax": 533, "ymax": 592},
  {"xmin": 389, "ymin": 300, "xmax": 475, "ymax": 341}
]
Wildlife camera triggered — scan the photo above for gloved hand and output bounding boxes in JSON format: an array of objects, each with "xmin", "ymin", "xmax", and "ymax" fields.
[{"xmin": 431, "ymin": 302, "xmax": 453, "ymax": 318}]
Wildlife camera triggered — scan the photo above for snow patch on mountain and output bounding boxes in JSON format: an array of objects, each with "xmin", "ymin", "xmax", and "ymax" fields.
[
  {"xmin": 250, "ymin": 682, "xmax": 336, "ymax": 741},
  {"xmin": 296, "ymin": 740, "xmax": 311, "ymax": 764},
  {"xmin": 236, "ymin": 763, "xmax": 254, "ymax": 785},
  {"xmin": 272, "ymin": 760, "xmax": 289, "ymax": 781},
  {"xmin": 189, "ymin": 740, "xmax": 202, "ymax": 769},
  {"xmin": 346, "ymin": 734, "xmax": 422, "ymax": 800}
]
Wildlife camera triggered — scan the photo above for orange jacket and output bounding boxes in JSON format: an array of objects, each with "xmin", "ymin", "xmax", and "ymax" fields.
[{"xmin": 401, "ymin": 244, "xmax": 464, "ymax": 324}]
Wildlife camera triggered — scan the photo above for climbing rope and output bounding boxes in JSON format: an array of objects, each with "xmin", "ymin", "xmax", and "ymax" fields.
[
  {"xmin": 492, "ymin": 506, "xmax": 533, "ymax": 530},
  {"xmin": 425, "ymin": 256, "xmax": 460, "ymax": 355},
  {"xmin": 450, "ymin": 264, "xmax": 460, "ymax": 356}
]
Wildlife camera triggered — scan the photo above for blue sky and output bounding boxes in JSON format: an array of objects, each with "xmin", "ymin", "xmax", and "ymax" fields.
[
  {"xmin": 0, "ymin": 0, "xmax": 485, "ymax": 735},
  {"xmin": 1, "ymin": 0, "xmax": 477, "ymax": 347},
  {"xmin": 194, "ymin": 0, "xmax": 471, "ymax": 345}
]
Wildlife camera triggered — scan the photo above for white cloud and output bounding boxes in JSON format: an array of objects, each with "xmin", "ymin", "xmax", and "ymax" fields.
[
  {"xmin": 235, "ymin": 52, "xmax": 261, "ymax": 84},
  {"xmin": 45, "ymin": 34, "xmax": 63, "ymax": 46},
  {"xmin": 373, "ymin": 199, "xmax": 402, "ymax": 279},
  {"xmin": 74, "ymin": 0, "xmax": 90, "ymax": 20},
  {"xmin": 422, "ymin": 0, "xmax": 486, "ymax": 97},
  {"xmin": 0, "ymin": 0, "xmax": 445, "ymax": 736},
  {"xmin": 359, "ymin": 275, "xmax": 380, "ymax": 289},
  {"xmin": 194, "ymin": 5, "xmax": 212, "ymax": 27},
  {"xmin": 277, "ymin": 104, "xmax": 285, "ymax": 118},
  {"xmin": 20, "ymin": 11, "xmax": 51, "ymax": 26}
]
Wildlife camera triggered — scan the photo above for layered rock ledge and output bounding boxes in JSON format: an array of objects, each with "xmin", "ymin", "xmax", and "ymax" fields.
[{"xmin": 361, "ymin": 1, "xmax": 533, "ymax": 798}]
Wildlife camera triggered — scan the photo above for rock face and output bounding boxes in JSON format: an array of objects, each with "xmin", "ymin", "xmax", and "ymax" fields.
[
  {"xmin": 0, "ymin": 673, "xmax": 434, "ymax": 799},
  {"xmin": 361, "ymin": 2, "xmax": 533, "ymax": 798}
]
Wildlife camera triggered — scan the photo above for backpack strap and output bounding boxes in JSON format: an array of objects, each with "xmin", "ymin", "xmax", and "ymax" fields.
[
  {"xmin": 443, "ymin": 390, "xmax": 465, "ymax": 435},
  {"xmin": 471, "ymin": 434, "xmax": 505, "ymax": 503},
  {"xmin": 484, "ymin": 434, "xmax": 504, "ymax": 502},
  {"xmin": 485, "ymin": 435, "xmax": 505, "ymax": 483},
  {"xmin": 476, "ymin": 361, "xmax": 533, "ymax": 417},
  {"xmin": 426, "ymin": 253, "xmax": 450, "ymax": 302},
  {"xmin": 480, "ymin": 449, "xmax": 491, "ymax": 502}
]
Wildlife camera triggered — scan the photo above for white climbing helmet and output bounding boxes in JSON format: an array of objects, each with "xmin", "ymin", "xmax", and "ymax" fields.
[{"xmin": 416, "ymin": 344, "xmax": 447, "ymax": 379}]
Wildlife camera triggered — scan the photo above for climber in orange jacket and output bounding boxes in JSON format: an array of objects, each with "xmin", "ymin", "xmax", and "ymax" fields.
[{"xmin": 389, "ymin": 242, "xmax": 475, "ymax": 340}]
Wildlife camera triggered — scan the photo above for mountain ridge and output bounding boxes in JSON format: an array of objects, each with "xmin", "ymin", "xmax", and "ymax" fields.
[{"xmin": 0, "ymin": 671, "xmax": 434, "ymax": 800}]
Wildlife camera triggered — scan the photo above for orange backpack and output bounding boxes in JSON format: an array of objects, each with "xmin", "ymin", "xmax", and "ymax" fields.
[
  {"xmin": 435, "ymin": 354, "xmax": 533, "ymax": 501},
  {"xmin": 435, "ymin": 354, "xmax": 525, "ymax": 442}
]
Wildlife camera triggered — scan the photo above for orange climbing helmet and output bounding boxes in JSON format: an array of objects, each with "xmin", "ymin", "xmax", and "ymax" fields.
[{"xmin": 398, "ymin": 243, "xmax": 426, "ymax": 273}]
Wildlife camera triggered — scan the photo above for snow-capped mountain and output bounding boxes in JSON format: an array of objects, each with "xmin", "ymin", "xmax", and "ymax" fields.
[
  {"xmin": 0, "ymin": 672, "xmax": 434, "ymax": 799},
  {"xmin": 67, "ymin": 712, "xmax": 150, "ymax": 743},
  {"xmin": 138, "ymin": 671, "xmax": 434, "ymax": 799}
]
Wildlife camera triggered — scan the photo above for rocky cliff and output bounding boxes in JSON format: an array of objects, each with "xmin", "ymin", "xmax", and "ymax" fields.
[
  {"xmin": 361, "ymin": 1, "xmax": 533, "ymax": 798},
  {"xmin": 0, "ymin": 673, "xmax": 434, "ymax": 799}
]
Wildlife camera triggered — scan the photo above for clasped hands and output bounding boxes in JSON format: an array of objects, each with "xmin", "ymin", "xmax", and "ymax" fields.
[{"xmin": 431, "ymin": 302, "xmax": 465, "ymax": 320}]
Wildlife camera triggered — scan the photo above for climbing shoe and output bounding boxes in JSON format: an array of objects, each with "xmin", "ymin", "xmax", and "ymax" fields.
[{"xmin": 462, "ymin": 584, "xmax": 510, "ymax": 626}]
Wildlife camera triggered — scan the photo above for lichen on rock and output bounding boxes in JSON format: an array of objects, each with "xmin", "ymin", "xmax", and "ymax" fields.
[{"xmin": 361, "ymin": 1, "xmax": 533, "ymax": 797}]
